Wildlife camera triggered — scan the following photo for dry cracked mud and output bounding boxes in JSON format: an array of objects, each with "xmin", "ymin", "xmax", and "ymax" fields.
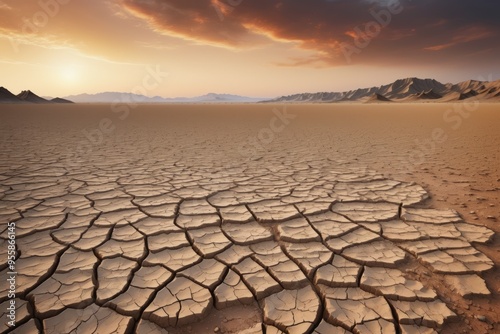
[{"xmin": 0, "ymin": 105, "xmax": 498, "ymax": 333}]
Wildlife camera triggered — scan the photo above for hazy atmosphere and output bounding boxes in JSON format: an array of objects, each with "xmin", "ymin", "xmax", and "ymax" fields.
[{"xmin": 1, "ymin": 0, "xmax": 499, "ymax": 97}]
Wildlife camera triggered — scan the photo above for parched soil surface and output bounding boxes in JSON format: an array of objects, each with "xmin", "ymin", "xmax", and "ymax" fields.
[{"xmin": 0, "ymin": 103, "xmax": 498, "ymax": 334}]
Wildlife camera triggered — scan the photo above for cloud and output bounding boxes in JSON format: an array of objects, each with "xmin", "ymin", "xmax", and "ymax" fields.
[
  {"xmin": 118, "ymin": 0, "xmax": 275, "ymax": 50},
  {"xmin": 0, "ymin": 0, "xmax": 498, "ymax": 68},
  {"xmin": 0, "ymin": 0, "xmax": 175, "ymax": 62},
  {"xmin": 0, "ymin": 2, "xmax": 11, "ymax": 10},
  {"xmin": 423, "ymin": 26, "xmax": 493, "ymax": 51},
  {"xmin": 119, "ymin": 0, "xmax": 500, "ymax": 66}
]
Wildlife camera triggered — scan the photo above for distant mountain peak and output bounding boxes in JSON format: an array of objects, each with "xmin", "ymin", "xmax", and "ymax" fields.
[
  {"xmin": 267, "ymin": 77, "xmax": 500, "ymax": 103},
  {"xmin": 17, "ymin": 90, "xmax": 49, "ymax": 103},
  {"xmin": 0, "ymin": 87, "xmax": 74, "ymax": 104},
  {"xmin": 416, "ymin": 89, "xmax": 442, "ymax": 100},
  {"xmin": 51, "ymin": 97, "xmax": 74, "ymax": 104},
  {"xmin": 0, "ymin": 87, "xmax": 22, "ymax": 103},
  {"xmin": 63, "ymin": 92, "xmax": 266, "ymax": 103},
  {"xmin": 394, "ymin": 77, "xmax": 439, "ymax": 85},
  {"xmin": 17, "ymin": 90, "xmax": 37, "ymax": 97},
  {"xmin": 367, "ymin": 93, "xmax": 391, "ymax": 102}
]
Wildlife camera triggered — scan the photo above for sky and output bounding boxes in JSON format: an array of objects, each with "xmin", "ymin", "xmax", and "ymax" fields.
[{"xmin": 0, "ymin": 0, "xmax": 499, "ymax": 98}]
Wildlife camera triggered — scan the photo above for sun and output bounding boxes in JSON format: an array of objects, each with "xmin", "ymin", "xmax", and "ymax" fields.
[{"xmin": 59, "ymin": 65, "xmax": 81, "ymax": 83}]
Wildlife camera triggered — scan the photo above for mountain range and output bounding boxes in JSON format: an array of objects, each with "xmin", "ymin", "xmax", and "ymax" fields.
[
  {"xmin": 267, "ymin": 78, "xmax": 500, "ymax": 103},
  {"xmin": 0, "ymin": 87, "xmax": 73, "ymax": 104},
  {"xmin": 2, "ymin": 78, "xmax": 500, "ymax": 104},
  {"xmin": 62, "ymin": 92, "xmax": 265, "ymax": 103}
]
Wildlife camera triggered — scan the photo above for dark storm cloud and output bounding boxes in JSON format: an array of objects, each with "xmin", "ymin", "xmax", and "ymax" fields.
[{"xmin": 120, "ymin": 0, "xmax": 500, "ymax": 66}]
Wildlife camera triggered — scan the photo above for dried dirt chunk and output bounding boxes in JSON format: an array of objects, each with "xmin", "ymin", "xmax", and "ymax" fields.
[
  {"xmin": 455, "ymin": 223, "xmax": 495, "ymax": 243},
  {"xmin": 444, "ymin": 274, "xmax": 490, "ymax": 298},
  {"xmin": 179, "ymin": 199, "xmax": 217, "ymax": 215},
  {"xmin": 276, "ymin": 217, "xmax": 320, "ymax": 242},
  {"xmin": 144, "ymin": 246, "xmax": 201, "ymax": 272},
  {"xmin": 176, "ymin": 214, "xmax": 221, "ymax": 230},
  {"xmin": 331, "ymin": 202, "xmax": 399, "ymax": 222},
  {"xmin": 188, "ymin": 227, "xmax": 232, "ymax": 257},
  {"xmin": 263, "ymin": 286, "xmax": 321, "ymax": 334},
  {"xmin": 233, "ymin": 258, "xmax": 282, "ymax": 300},
  {"xmin": 223, "ymin": 220, "xmax": 273, "ymax": 245},
  {"xmin": 179, "ymin": 259, "xmax": 227, "ymax": 289},
  {"xmin": 283, "ymin": 242, "xmax": 333, "ymax": 278},
  {"xmin": 401, "ymin": 208, "xmax": 462, "ymax": 224},
  {"xmin": 214, "ymin": 269, "xmax": 255, "ymax": 309},
  {"xmin": 314, "ymin": 256, "xmax": 362, "ymax": 287},
  {"xmin": 326, "ymin": 227, "xmax": 381, "ymax": 253},
  {"xmin": 43, "ymin": 304, "xmax": 133, "ymax": 334},
  {"xmin": 313, "ymin": 320, "xmax": 349, "ymax": 333},
  {"xmin": 96, "ymin": 257, "xmax": 138, "ymax": 303},
  {"xmin": 136, "ymin": 319, "xmax": 170, "ymax": 333},
  {"xmin": 29, "ymin": 268, "xmax": 94, "ymax": 318},
  {"xmin": 419, "ymin": 247, "xmax": 494, "ymax": 274},
  {"xmin": 342, "ymin": 240, "xmax": 406, "ymax": 268},
  {"xmin": 391, "ymin": 300, "xmax": 458, "ymax": 328},
  {"xmin": 248, "ymin": 200, "xmax": 300, "ymax": 223},
  {"xmin": 361, "ymin": 267, "xmax": 436, "ymax": 301},
  {"xmin": 219, "ymin": 205, "xmax": 254, "ymax": 223},
  {"xmin": 143, "ymin": 277, "xmax": 213, "ymax": 327},
  {"xmin": 319, "ymin": 286, "xmax": 395, "ymax": 332}
]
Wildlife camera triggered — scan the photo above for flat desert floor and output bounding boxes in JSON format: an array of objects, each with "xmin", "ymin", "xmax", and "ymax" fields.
[{"xmin": 0, "ymin": 103, "xmax": 498, "ymax": 334}]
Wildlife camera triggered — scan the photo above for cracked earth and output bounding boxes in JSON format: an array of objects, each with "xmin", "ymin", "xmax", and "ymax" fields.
[{"xmin": 0, "ymin": 105, "xmax": 498, "ymax": 333}]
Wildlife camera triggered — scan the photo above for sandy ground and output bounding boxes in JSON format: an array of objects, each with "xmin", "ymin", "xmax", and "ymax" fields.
[{"xmin": 0, "ymin": 103, "xmax": 498, "ymax": 333}]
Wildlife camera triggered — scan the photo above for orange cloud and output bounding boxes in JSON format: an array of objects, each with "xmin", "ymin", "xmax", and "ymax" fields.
[
  {"xmin": 424, "ymin": 26, "xmax": 493, "ymax": 51},
  {"xmin": 117, "ymin": 0, "xmax": 500, "ymax": 67},
  {"xmin": 0, "ymin": 0, "xmax": 498, "ymax": 68},
  {"xmin": 0, "ymin": 0, "xmax": 175, "ymax": 62}
]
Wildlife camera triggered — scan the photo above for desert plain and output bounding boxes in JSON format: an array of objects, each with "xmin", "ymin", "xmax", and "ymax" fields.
[{"xmin": 0, "ymin": 103, "xmax": 498, "ymax": 334}]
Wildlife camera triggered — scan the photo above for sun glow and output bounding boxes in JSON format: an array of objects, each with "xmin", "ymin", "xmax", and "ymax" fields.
[{"xmin": 59, "ymin": 64, "xmax": 81, "ymax": 83}]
